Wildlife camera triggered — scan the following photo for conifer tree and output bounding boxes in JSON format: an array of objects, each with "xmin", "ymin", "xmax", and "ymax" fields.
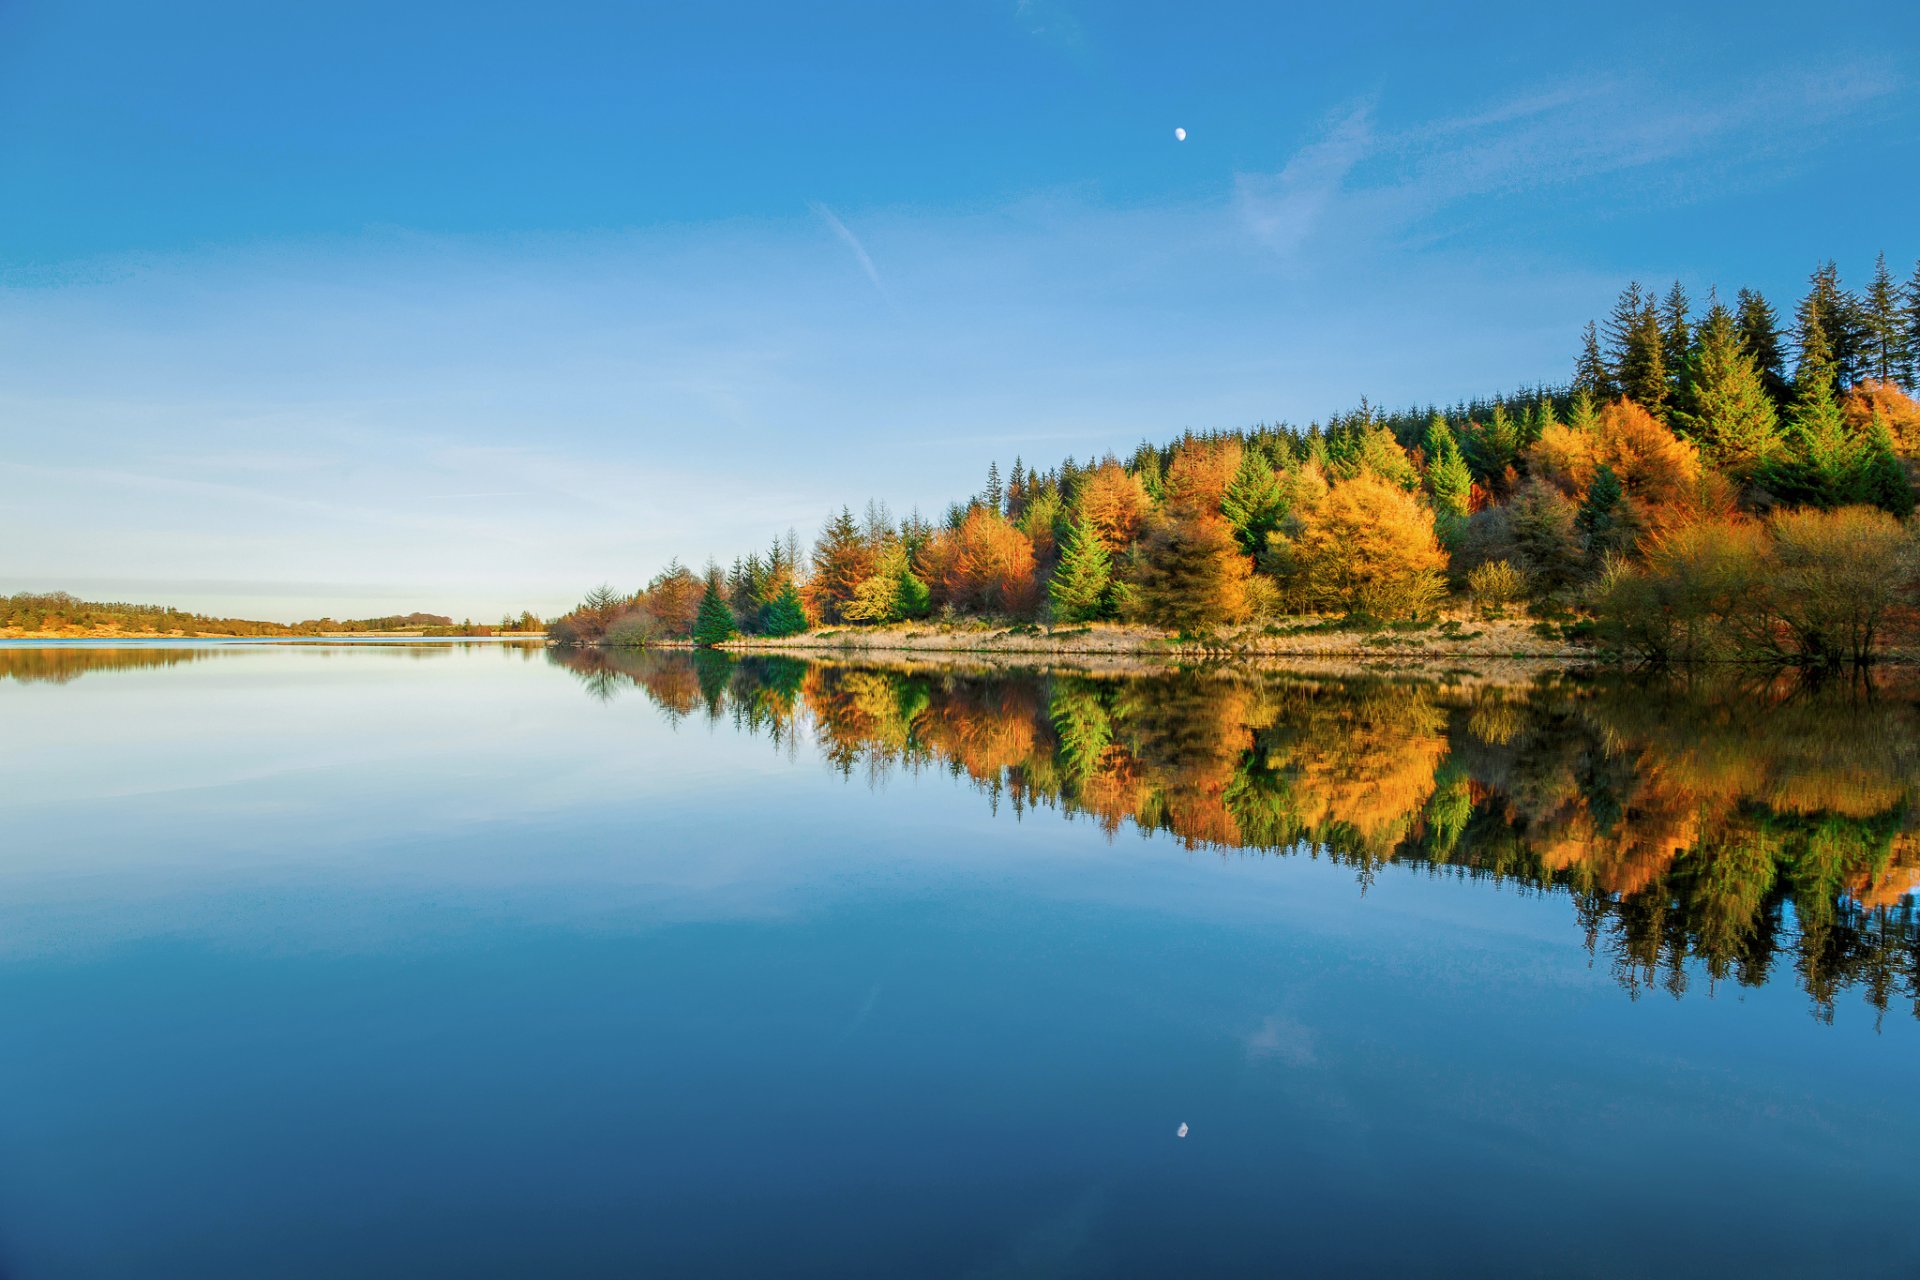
[
  {"xmin": 1422, "ymin": 413, "xmax": 1472, "ymax": 518},
  {"xmin": 1798, "ymin": 261, "xmax": 1865, "ymax": 390},
  {"xmin": 1467, "ymin": 405, "xmax": 1522, "ymax": 486},
  {"xmin": 1777, "ymin": 313, "xmax": 1858, "ymax": 507},
  {"xmin": 1682, "ymin": 302, "xmax": 1783, "ymax": 477},
  {"xmin": 692, "ymin": 579, "xmax": 737, "ymax": 646},
  {"xmin": 1735, "ymin": 287, "xmax": 1792, "ymax": 405},
  {"xmin": 762, "ymin": 582, "xmax": 809, "ymax": 636},
  {"xmin": 1567, "ymin": 388, "xmax": 1600, "ymax": 434},
  {"xmin": 1574, "ymin": 321, "xmax": 1614, "ymax": 399},
  {"xmin": 984, "ymin": 461, "xmax": 1003, "ymax": 513},
  {"xmin": 1575, "ymin": 464, "xmax": 1625, "ymax": 563},
  {"xmin": 1858, "ymin": 414, "xmax": 1915, "ymax": 518},
  {"xmin": 1220, "ymin": 448, "xmax": 1287, "ymax": 555},
  {"xmin": 1048, "ymin": 516, "xmax": 1115, "ymax": 622},
  {"xmin": 1604, "ymin": 282, "xmax": 1647, "ymax": 375},
  {"xmin": 1660, "ymin": 281, "xmax": 1692, "ymax": 415},
  {"xmin": 1905, "ymin": 259, "xmax": 1920, "ymax": 391},
  {"xmin": 1618, "ymin": 296, "xmax": 1670, "ymax": 417},
  {"xmin": 1862, "ymin": 252, "xmax": 1907, "ymax": 386}
]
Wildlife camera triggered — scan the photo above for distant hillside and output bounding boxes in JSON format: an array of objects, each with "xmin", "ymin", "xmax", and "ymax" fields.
[{"xmin": 1, "ymin": 593, "xmax": 542, "ymax": 637}]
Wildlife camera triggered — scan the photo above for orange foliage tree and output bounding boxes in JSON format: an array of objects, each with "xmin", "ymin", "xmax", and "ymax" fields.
[
  {"xmin": 1530, "ymin": 397, "xmax": 1701, "ymax": 510},
  {"xmin": 1843, "ymin": 380, "xmax": 1920, "ymax": 458},
  {"xmin": 1075, "ymin": 459, "xmax": 1153, "ymax": 552},
  {"xmin": 1162, "ymin": 435, "xmax": 1243, "ymax": 515},
  {"xmin": 1269, "ymin": 471, "xmax": 1447, "ymax": 618},
  {"xmin": 923, "ymin": 507, "xmax": 1039, "ymax": 616}
]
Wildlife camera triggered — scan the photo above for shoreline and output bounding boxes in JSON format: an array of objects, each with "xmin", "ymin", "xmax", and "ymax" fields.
[
  {"xmin": 0, "ymin": 629, "xmax": 550, "ymax": 641},
  {"xmin": 716, "ymin": 617, "xmax": 1596, "ymax": 664}
]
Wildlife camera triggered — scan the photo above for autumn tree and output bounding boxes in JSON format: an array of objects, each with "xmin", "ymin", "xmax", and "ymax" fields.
[
  {"xmin": 1076, "ymin": 459, "xmax": 1153, "ymax": 553},
  {"xmin": 1163, "ymin": 434, "xmax": 1243, "ymax": 514},
  {"xmin": 807, "ymin": 507, "xmax": 876, "ymax": 624},
  {"xmin": 1130, "ymin": 510, "xmax": 1251, "ymax": 634},
  {"xmin": 1269, "ymin": 472, "xmax": 1446, "ymax": 619},
  {"xmin": 928, "ymin": 507, "xmax": 1038, "ymax": 616}
]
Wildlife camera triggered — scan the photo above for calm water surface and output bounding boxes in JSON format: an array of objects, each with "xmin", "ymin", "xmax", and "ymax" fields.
[{"xmin": 1, "ymin": 641, "xmax": 1916, "ymax": 1278}]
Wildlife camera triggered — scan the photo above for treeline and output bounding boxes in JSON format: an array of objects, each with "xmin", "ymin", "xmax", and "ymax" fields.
[
  {"xmin": 554, "ymin": 651, "xmax": 1920, "ymax": 1022},
  {"xmin": 550, "ymin": 254, "xmax": 1920, "ymax": 663},
  {"xmin": 1, "ymin": 593, "xmax": 545, "ymax": 637}
]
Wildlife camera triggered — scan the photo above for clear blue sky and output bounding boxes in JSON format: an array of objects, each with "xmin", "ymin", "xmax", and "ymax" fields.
[{"xmin": 3, "ymin": 0, "xmax": 1916, "ymax": 620}]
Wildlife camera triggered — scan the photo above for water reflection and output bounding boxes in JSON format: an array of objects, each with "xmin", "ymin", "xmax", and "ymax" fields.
[
  {"xmin": 555, "ymin": 649, "xmax": 1920, "ymax": 1022},
  {"xmin": 0, "ymin": 644, "xmax": 233, "ymax": 684}
]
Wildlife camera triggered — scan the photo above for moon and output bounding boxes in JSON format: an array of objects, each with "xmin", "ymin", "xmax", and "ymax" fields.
[{"xmin": 1174, "ymin": 127, "xmax": 1187, "ymax": 142}]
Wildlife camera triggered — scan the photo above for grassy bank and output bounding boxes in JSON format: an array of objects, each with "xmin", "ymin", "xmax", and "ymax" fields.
[{"xmin": 718, "ymin": 615, "xmax": 1595, "ymax": 664}]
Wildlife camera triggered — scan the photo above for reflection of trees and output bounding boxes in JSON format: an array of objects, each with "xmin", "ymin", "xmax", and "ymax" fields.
[
  {"xmin": 556, "ymin": 649, "xmax": 1920, "ymax": 1022},
  {"xmin": 0, "ymin": 645, "xmax": 232, "ymax": 684}
]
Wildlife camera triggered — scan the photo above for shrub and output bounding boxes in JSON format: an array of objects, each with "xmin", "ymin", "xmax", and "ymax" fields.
[{"xmin": 1465, "ymin": 560, "xmax": 1525, "ymax": 612}]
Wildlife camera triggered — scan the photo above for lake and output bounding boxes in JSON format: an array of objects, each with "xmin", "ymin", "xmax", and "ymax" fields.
[{"xmin": 1, "ymin": 640, "xmax": 1916, "ymax": 1278}]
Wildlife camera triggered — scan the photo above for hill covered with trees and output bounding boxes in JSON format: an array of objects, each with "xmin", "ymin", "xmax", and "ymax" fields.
[
  {"xmin": 548, "ymin": 255, "xmax": 1920, "ymax": 665},
  {"xmin": 1, "ymin": 593, "xmax": 544, "ymax": 638}
]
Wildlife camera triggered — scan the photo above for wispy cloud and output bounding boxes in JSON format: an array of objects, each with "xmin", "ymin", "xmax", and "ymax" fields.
[
  {"xmin": 808, "ymin": 201, "xmax": 893, "ymax": 307},
  {"xmin": 1235, "ymin": 59, "xmax": 1905, "ymax": 259}
]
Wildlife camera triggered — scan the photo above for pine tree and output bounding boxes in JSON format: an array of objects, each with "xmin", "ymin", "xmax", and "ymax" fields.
[
  {"xmin": 1777, "ymin": 313, "xmax": 1858, "ymax": 508},
  {"xmin": 1422, "ymin": 412, "xmax": 1472, "ymax": 518},
  {"xmin": 1467, "ymin": 404, "xmax": 1521, "ymax": 486},
  {"xmin": 1735, "ymin": 287, "xmax": 1791, "ymax": 405},
  {"xmin": 1682, "ymin": 301, "xmax": 1783, "ymax": 477},
  {"xmin": 1861, "ymin": 252, "xmax": 1908, "ymax": 386},
  {"xmin": 1604, "ymin": 282, "xmax": 1648, "ymax": 376},
  {"xmin": 1574, "ymin": 321, "xmax": 1614, "ymax": 398},
  {"xmin": 1567, "ymin": 388, "xmax": 1600, "ymax": 433},
  {"xmin": 1219, "ymin": 448, "xmax": 1286, "ymax": 554},
  {"xmin": 762, "ymin": 582, "xmax": 809, "ymax": 636},
  {"xmin": 984, "ymin": 461, "xmax": 1003, "ymax": 513},
  {"xmin": 1576, "ymin": 463, "xmax": 1625, "ymax": 563},
  {"xmin": 1858, "ymin": 413, "xmax": 1915, "ymax": 518},
  {"xmin": 1904, "ymin": 260, "xmax": 1920, "ymax": 391},
  {"xmin": 1798, "ymin": 261, "xmax": 1865, "ymax": 391},
  {"xmin": 1048, "ymin": 516, "xmax": 1116, "ymax": 622},
  {"xmin": 1619, "ymin": 295, "xmax": 1670, "ymax": 417},
  {"xmin": 1660, "ymin": 281, "xmax": 1692, "ymax": 415},
  {"xmin": 692, "ymin": 579, "xmax": 737, "ymax": 646}
]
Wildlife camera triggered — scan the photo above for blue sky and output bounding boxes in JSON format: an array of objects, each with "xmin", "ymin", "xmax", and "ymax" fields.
[{"xmin": 3, "ymin": 0, "xmax": 1916, "ymax": 620}]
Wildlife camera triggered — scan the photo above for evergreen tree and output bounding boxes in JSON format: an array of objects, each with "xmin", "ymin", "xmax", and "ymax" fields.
[
  {"xmin": 984, "ymin": 460, "xmax": 1003, "ymax": 513},
  {"xmin": 1422, "ymin": 412, "xmax": 1472, "ymax": 518},
  {"xmin": 1735, "ymin": 287, "xmax": 1792, "ymax": 405},
  {"xmin": 1604, "ymin": 282, "xmax": 1648, "ymax": 376},
  {"xmin": 1048, "ymin": 516, "xmax": 1116, "ymax": 622},
  {"xmin": 1861, "ymin": 252, "xmax": 1908, "ymax": 386},
  {"xmin": 692, "ymin": 578, "xmax": 737, "ymax": 646},
  {"xmin": 1006, "ymin": 457, "xmax": 1027, "ymax": 519},
  {"xmin": 1682, "ymin": 301, "xmax": 1783, "ymax": 477},
  {"xmin": 1858, "ymin": 414, "xmax": 1915, "ymax": 518},
  {"xmin": 1574, "ymin": 321, "xmax": 1614, "ymax": 398},
  {"xmin": 1905, "ymin": 259, "xmax": 1920, "ymax": 391},
  {"xmin": 1219, "ymin": 448, "xmax": 1287, "ymax": 554},
  {"xmin": 1567, "ymin": 388, "xmax": 1600, "ymax": 433},
  {"xmin": 1466, "ymin": 404, "xmax": 1521, "ymax": 486},
  {"xmin": 762, "ymin": 582, "xmax": 809, "ymax": 636},
  {"xmin": 1576, "ymin": 464, "xmax": 1625, "ymax": 563},
  {"xmin": 1619, "ymin": 295, "xmax": 1670, "ymax": 416},
  {"xmin": 1797, "ymin": 261, "xmax": 1865, "ymax": 390},
  {"xmin": 1776, "ymin": 316, "xmax": 1858, "ymax": 508},
  {"xmin": 1660, "ymin": 281, "xmax": 1693, "ymax": 415}
]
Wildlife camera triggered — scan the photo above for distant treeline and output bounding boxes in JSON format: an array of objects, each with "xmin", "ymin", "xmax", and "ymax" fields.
[
  {"xmin": 550, "ymin": 254, "xmax": 1920, "ymax": 664},
  {"xmin": 1, "ymin": 593, "xmax": 545, "ymax": 637}
]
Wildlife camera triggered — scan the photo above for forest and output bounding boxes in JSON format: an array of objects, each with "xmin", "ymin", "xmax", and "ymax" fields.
[
  {"xmin": 0, "ymin": 593, "xmax": 544, "ymax": 637},
  {"xmin": 549, "ymin": 254, "xmax": 1920, "ymax": 664}
]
